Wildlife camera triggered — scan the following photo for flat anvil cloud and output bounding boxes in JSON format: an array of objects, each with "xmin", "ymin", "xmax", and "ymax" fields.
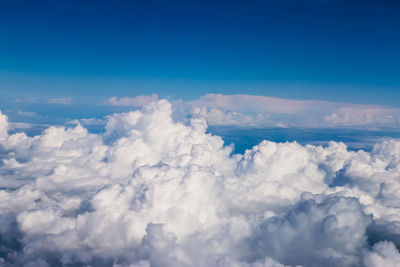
[{"xmin": 1, "ymin": 101, "xmax": 400, "ymax": 266}]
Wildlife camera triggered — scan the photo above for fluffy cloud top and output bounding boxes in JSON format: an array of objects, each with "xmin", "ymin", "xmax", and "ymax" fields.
[{"xmin": 0, "ymin": 100, "xmax": 400, "ymax": 266}]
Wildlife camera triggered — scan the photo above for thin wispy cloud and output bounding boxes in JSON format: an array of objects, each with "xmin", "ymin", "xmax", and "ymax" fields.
[
  {"xmin": 108, "ymin": 94, "xmax": 158, "ymax": 107},
  {"xmin": 47, "ymin": 97, "xmax": 73, "ymax": 104},
  {"xmin": 15, "ymin": 97, "xmax": 38, "ymax": 103},
  {"xmin": 17, "ymin": 110, "xmax": 36, "ymax": 117}
]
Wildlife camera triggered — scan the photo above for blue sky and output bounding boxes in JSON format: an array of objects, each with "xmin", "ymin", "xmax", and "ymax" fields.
[{"xmin": 1, "ymin": 0, "xmax": 400, "ymax": 106}]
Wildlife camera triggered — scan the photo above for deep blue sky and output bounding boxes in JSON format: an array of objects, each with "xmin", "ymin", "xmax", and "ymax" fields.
[{"xmin": 1, "ymin": 0, "xmax": 399, "ymax": 105}]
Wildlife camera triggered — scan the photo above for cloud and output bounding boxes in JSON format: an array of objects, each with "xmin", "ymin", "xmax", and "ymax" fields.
[
  {"xmin": 323, "ymin": 106, "xmax": 400, "ymax": 127},
  {"xmin": 363, "ymin": 241, "xmax": 400, "ymax": 267},
  {"xmin": 0, "ymin": 111, "xmax": 8, "ymax": 139},
  {"xmin": 108, "ymin": 94, "xmax": 159, "ymax": 107},
  {"xmin": 247, "ymin": 196, "xmax": 372, "ymax": 266},
  {"xmin": 47, "ymin": 97, "xmax": 73, "ymax": 104},
  {"xmin": 0, "ymin": 100, "xmax": 400, "ymax": 266},
  {"xmin": 177, "ymin": 94, "xmax": 400, "ymax": 128},
  {"xmin": 15, "ymin": 97, "xmax": 38, "ymax": 103},
  {"xmin": 17, "ymin": 111, "xmax": 36, "ymax": 117},
  {"xmin": 11, "ymin": 93, "xmax": 400, "ymax": 129},
  {"xmin": 66, "ymin": 118, "xmax": 105, "ymax": 126},
  {"xmin": 188, "ymin": 94, "xmax": 329, "ymax": 114}
]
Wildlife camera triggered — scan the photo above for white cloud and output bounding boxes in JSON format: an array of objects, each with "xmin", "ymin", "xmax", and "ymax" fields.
[
  {"xmin": 177, "ymin": 94, "xmax": 400, "ymax": 128},
  {"xmin": 108, "ymin": 94, "xmax": 159, "ymax": 107},
  {"xmin": 188, "ymin": 94, "xmax": 329, "ymax": 114},
  {"xmin": 66, "ymin": 118, "xmax": 105, "ymax": 126},
  {"xmin": 47, "ymin": 97, "xmax": 73, "ymax": 105},
  {"xmin": 0, "ymin": 110, "xmax": 8, "ymax": 139},
  {"xmin": 363, "ymin": 241, "xmax": 400, "ymax": 267},
  {"xmin": 0, "ymin": 100, "xmax": 400, "ymax": 266}
]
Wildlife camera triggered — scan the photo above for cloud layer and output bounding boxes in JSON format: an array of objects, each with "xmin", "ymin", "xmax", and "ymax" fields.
[
  {"xmin": 1, "ymin": 100, "xmax": 400, "ymax": 266},
  {"xmin": 185, "ymin": 94, "xmax": 400, "ymax": 128},
  {"xmin": 94, "ymin": 94, "xmax": 397, "ymax": 128}
]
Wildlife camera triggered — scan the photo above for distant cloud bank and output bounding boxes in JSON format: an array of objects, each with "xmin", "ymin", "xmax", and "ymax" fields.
[
  {"xmin": 9, "ymin": 94, "xmax": 400, "ymax": 130},
  {"xmin": 1, "ymin": 102, "xmax": 400, "ymax": 266},
  {"xmin": 186, "ymin": 94, "xmax": 400, "ymax": 128},
  {"xmin": 107, "ymin": 94, "xmax": 400, "ymax": 128}
]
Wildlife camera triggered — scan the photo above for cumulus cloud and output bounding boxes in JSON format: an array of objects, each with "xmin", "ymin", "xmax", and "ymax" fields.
[
  {"xmin": 363, "ymin": 241, "xmax": 400, "ymax": 267},
  {"xmin": 0, "ymin": 100, "xmax": 400, "ymax": 266},
  {"xmin": 108, "ymin": 94, "xmax": 159, "ymax": 107},
  {"xmin": 47, "ymin": 97, "xmax": 73, "ymax": 105}
]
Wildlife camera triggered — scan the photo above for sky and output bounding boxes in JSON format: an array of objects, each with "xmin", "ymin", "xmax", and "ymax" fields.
[{"xmin": 1, "ymin": 0, "xmax": 400, "ymax": 105}]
